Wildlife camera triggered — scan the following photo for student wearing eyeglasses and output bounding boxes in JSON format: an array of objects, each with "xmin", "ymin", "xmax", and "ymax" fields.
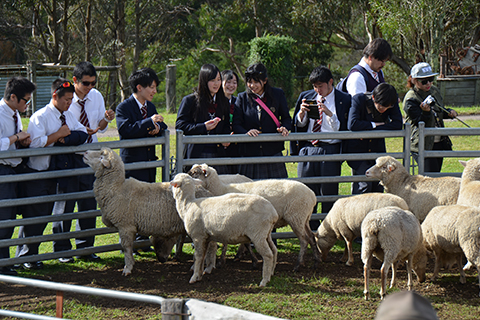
[
  {"xmin": 403, "ymin": 62, "xmax": 458, "ymax": 173},
  {"xmin": 15, "ymin": 78, "xmax": 87, "ymax": 269}
]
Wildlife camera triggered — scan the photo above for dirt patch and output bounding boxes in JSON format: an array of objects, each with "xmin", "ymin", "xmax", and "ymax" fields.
[{"xmin": 1, "ymin": 250, "xmax": 479, "ymax": 319}]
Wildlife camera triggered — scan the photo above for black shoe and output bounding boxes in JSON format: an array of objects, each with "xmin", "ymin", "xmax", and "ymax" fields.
[
  {"xmin": 77, "ymin": 254, "xmax": 101, "ymax": 261},
  {"xmin": 0, "ymin": 266, "xmax": 18, "ymax": 275},
  {"xmin": 58, "ymin": 257, "xmax": 74, "ymax": 263},
  {"xmin": 23, "ymin": 261, "xmax": 44, "ymax": 270}
]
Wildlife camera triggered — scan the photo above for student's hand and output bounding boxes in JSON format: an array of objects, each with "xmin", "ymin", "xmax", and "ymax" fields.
[
  {"xmin": 449, "ymin": 109, "xmax": 458, "ymax": 118},
  {"xmin": 148, "ymin": 122, "xmax": 160, "ymax": 135},
  {"xmin": 298, "ymin": 99, "xmax": 311, "ymax": 120},
  {"xmin": 151, "ymin": 114, "xmax": 164, "ymax": 123},
  {"xmin": 205, "ymin": 119, "xmax": 219, "ymax": 131},
  {"xmin": 222, "ymin": 142, "xmax": 230, "ymax": 148},
  {"xmin": 105, "ymin": 109, "xmax": 115, "ymax": 121},
  {"xmin": 318, "ymin": 101, "xmax": 333, "ymax": 117},
  {"xmin": 19, "ymin": 137, "xmax": 31, "ymax": 147},
  {"xmin": 246, "ymin": 129, "xmax": 261, "ymax": 137},
  {"xmin": 17, "ymin": 132, "xmax": 31, "ymax": 147},
  {"xmin": 277, "ymin": 126, "xmax": 289, "ymax": 136},
  {"xmin": 419, "ymin": 102, "xmax": 431, "ymax": 112},
  {"xmin": 58, "ymin": 137, "xmax": 65, "ymax": 144},
  {"xmin": 86, "ymin": 127, "xmax": 99, "ymax": 135},
  {"xmin": 58, "ymin": 125, "xmax": 71, "ymax": 138}
]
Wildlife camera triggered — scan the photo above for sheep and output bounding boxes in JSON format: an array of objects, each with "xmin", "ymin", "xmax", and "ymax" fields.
[
  {"xmin": 421, "ymin": 204, "xmax": 480, "ymax": 295},
  {"xmin": 188, "ymin": 163, "xmax": 320, "ymax": 271},
  {"xmin": 83, "ymin": 147, "xmax": 217, "ymax": 276},
  {"xmin": 365, "ymin": 156, "xmax": 460, "ymax": 222},
  {"xmin": 361, "ymin": 206, "xmax": 427, "ymax": 300},
  {"xmin": 316, "ymin": 193, "xmax": 409, "ymax": 266},
  {"xmin": 456, "ymin": 158, "xmax": 480, "ymax": 207},
  {"xmin": 170, "ymin": 173, "xmax": 278, "ymax": 287}
]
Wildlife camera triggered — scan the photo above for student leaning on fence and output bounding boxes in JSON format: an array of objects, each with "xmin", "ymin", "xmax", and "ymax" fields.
[
  {"xmin": 0, "ymin": 77, "xmax": 36, "ymax": 276},
  {"xmin": 403, "ymin": 62, "xmax": 458, "ymax": 173}
]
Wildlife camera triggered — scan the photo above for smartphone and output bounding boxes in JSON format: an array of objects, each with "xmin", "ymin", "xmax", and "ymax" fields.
[{"xmin": 304, "ymin": 100, "xmax": 320, "ymax": 119}]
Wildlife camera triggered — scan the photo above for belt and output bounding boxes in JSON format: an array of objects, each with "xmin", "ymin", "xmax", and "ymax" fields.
[{"xmin": 311, "ymin": 141, "xmax": 339, "ymax": 148}]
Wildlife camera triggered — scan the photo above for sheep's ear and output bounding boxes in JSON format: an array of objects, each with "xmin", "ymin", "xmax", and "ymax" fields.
[
  {"xmin": 459, "ymin": 160, "xmax": 467, "ymax": 168},
  {"xmin": 387, "ymin": 164, "xmax": 395, "ymax": 172},
  {"xmin": 202, "ymin": 169, "xmax": 207, "ymax": 176},
  {"xmin": 100, "ymin": 156, "xmax": 111, "ymax": 169},
  {"xmin": 170, "ymin": 181, "xmax": 180, "ymax": 188}
]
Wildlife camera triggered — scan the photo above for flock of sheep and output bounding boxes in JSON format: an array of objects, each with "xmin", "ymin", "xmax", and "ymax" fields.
[{"xmin": 83, "ymin": 148, "xmax": 480, "ymax": 300}]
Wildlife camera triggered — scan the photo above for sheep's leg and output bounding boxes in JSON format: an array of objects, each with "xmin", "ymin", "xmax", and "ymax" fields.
[
  {"xmin": 267, "ymin": 234, "xmax": 277, "ymax": 276},
  {"xmin": 119, "ymin": 230, "xmax": 136, "ymax": 276},
  {"xmin": 363, "ymin": 254, "xmax": 373, "ymax": 301},
  {"xmin": 457, "ymin": 253, "xmax": 466, "ymax": 284},
  {"xmin": 245, "ymin": 243, "xmax": 259, "ymax": 269},
  {"xmin": 390, "ymin": 261, "xmax": 400, "ymax": 288},
  {"xmin": 173, "ymin": 234, "xmax": 186, "ymax": 261},
  {"xmin": 464, "ymin": 260, "xmax": 473, "ymax": 271},
  {"xmin": 406, "ymin": 256, "xmax": 414, "ymax": 291},
  {"xmin": 254, "ymin": 238, "xmax": 275, "ymax": 287},
  {"xmin": 217, "ymin": 243, "xmax": 228, "ymax": 268},
  {"xmin": 345, "ymin": 238, "xmax": 354, "ymax": 267},
  {"xmin": 190, "ymin": 240, "xmax": 207, "ymax": 284},
  {"xmin": 431, "ymin": 252, "xmax": 441, "ymax": 282},
  {"xmin": 380, "ymin": 262, "xmax": 391, "ymax": 300},
  {"xmin": 292, "ymin": 222, "xmax": 316, "ymax": 271},
  {"xmin": 204, "ymin": 241, "xmax": 217, "ymax": 274}
]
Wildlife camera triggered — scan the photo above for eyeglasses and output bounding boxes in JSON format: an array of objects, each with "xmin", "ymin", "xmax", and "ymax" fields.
[
  {"xmin": 21, "ymin": 97, "xmax": 31, "ymax": 105},
  {"xmin": 81, "ymin": 80, "xmax": 96, "ymax": 87},
  {"xmin": 54, "ymin": 81, "xmax": 73, "ymax": 94},
  {"xmin": 421, "ymin": 77, "xmax": 435, "ymax": 85}
]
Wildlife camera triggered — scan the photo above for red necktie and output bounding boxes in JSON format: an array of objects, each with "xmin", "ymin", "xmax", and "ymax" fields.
[
  {"xmin": 13, "ymin": 112, "xmax": 18, "ymax": 134},
  {"xmin": 78, "ymin": 99, "xmax": 93, "ymax": 143},
  {"xmin": 141, "ymin": 105, "xmax": 148, "ymax": 119},
  {"xmin": 372, "ymin": 71, "xmax": 379, "ymax": 82},
  {"xmin": 60, "ymin": 114, "xmax": 66, "ymax": 126},
  {"xmin": 311, "ymin": 97, "xmax": 325, "ymax": 146}
]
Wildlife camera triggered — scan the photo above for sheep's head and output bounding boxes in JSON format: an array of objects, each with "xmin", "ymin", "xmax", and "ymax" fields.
[
  {"xmin": 366, "ymin": 156, "xmax": 407, "ymax": 186},
  {"xmin": 412, "ymin": 244, "xmax": 428, "ymax": 283},
  {"xmin": 460, "ymin": 158, "xmax": 480, "ymax": 182},
  {"xmin": 83, "ymin": 147, "xmax": 124, "ymax": 177},
  {"xmin": 170, "ymin": 173, "xmax": 203, "ymax": 199},
  {"xmin": 314, "ymin": 223, "xmax": 335, "ymax": 262},
  {"xmin": 188, "ymin": 163, "xmax": 217, "ymax": 186}
]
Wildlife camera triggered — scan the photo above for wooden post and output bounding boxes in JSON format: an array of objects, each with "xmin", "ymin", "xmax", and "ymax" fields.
[
  {"xmin": 56, "ymin": 290, "xmax": 64, "ymax": 318},
  {"xmin": 439, "ymin": 54, "xmax": 446, "ymax": 78},
  {"xmin": 26, "ymin": 60, "xmax": 37, "ymax": 116},
  {"xmin": 161, "ymin": 298, "xmax": 186, "ymax": 320},
  {"xmin": 166, "ymin": 65, "xmax": 177, "ymax": 113}
]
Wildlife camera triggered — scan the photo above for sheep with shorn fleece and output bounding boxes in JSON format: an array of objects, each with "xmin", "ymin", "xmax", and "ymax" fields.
[
  {"xmin": 421, "ymin": 204, "xmax": 480, "ymax": 295},
  {"xmin": 188, "ymin": 163, "xmax": 320, "ymax": 271},
  {"xmin": 361, "ymin": 206, "xmax": 427, "ymax": 300},
  {"xmin": 316, "ymin": 193, "xmax": 409, "ymax": 266},
  {"xmin": 170, "ymin": 173, "xmax": 278, "ymax": 287},
  {"xmin": 456, "ymin": 158, "xmax": 480, "ymax": 207},
  {"xmin": 83, "ymin": 147, "xmax": 220, "ymax": 276},
  {"xmin": 365, "ymin": 156, "xmax": 460, "ymax": 222}
]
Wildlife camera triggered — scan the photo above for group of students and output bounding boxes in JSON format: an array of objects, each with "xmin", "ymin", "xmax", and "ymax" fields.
[{"xmin": 0, "ymin": 38, "xmax": 458, "ymax": 276}]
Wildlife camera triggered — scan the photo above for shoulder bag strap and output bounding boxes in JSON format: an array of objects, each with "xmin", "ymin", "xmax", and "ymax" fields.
[{"xmin": 255, "ymin": 97, "xmax": 281, "ymax": 128}]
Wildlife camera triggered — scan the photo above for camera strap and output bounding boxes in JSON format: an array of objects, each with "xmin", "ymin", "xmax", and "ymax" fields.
[{"xmin": 255, "ymin": 97, "xmax": 281, "ymax": 128}]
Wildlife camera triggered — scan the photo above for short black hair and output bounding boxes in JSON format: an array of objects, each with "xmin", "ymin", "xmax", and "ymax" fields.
[
  {"xmin": 363, "ymin": 38, "xmax": 393, "ymax": 61},
  {"xmin": 309, "ymin": 66, "xmax": 333, "ymax": 84},
  {"xmin": 221, "ymin": 69, "xmax": 239, "ymax": 83},
  {"xmin": 51, "ymin": 78, "xmax": 75, "ymax": 98},
  {"xmin": 73, "ymin": 61, "xmax": 97, "ymax": 80},
  {"xmin": 129, "ymin": 68, "xmax": 159, "ymax": 93},
  {"xmin": 372, "ymin": 83, "xmax": 398, "ymax": 107},
  {"xmin": 4, "ymin": 76, "xmax": 36, "ymax": 101},
  {"xmin": 245, "ymin": 63, "xmax": 268, "ymax": 83}
]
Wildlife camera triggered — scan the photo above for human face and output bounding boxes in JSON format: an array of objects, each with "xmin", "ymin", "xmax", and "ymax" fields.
[
  {"xmin": 367, "ymin": 56, "xmax": 388, "ymax": 72},
  {"xmin": 53, "ymin": 91, "xmax": 74, "ymax": 113},
  {"xmin": 9, "ymin": 93, "xmax": 31, "ymax": 113},
  {"xmin": 223, "ymin": 77, "xmax": 238, "ymax": 98},
  {"xmin": 136, "ymin": 81, "xmax": 157, "ymax": 103},
  {"xmin": 74, "ymin": 75, "xmax": 96, "ymax": 98},
  {"xmin": 373, "ymin": 101, "xmax": 392, "ymax": 114},
  {"xmin": 312, "ymin": 79, "xmax": 333, "ymax": 97},
  {"xmin": 247, "ymin": 78, "xmax": 267, "ymax": 96},
  {"xmin": 414, "ymin": 77, "xmax": 434, "ymax": 92},
  {"xmin": 208, "ymin": 72, "xmax": 222, "ymax": 96}
]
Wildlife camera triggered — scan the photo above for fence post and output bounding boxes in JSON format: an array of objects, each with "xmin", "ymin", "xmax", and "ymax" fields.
[
  {"xmin": 166, "ymin": 65, "xmax": 177, "ymax": 114},
  {"xmin": 404, "ymin": 123, "xmax": 411, "ymax": 169},
  {"xmin": 162, "ymin": 129, "xmax": 170, "ymax": 181},
  {"xmin": 161, "ymin": 298, "xmax": 186, "ymax": 320},
  {"xmin": 175, "ymin": 130, "xmax": 184, "ymax": 175},
  {"xmin": 418, "ymin": 122, "xmax": 425, "ymax": 175},
  {"xmin": 26, "ymin": 60, "xmax": 37, "ymax": 115}
]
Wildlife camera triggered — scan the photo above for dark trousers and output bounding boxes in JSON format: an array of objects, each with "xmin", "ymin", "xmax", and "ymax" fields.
[
  {"xmin": 0, "ymin": 165, "xmax": 18, "ymax": 260},
  {"xmin": 52, "ymin": 169, "xmax": 97, "ymax": 252},
  {"xmin": 16, "ymin": 170, "xmax": 56, "ymax": 258},
  {"xmin": 351, "ymin": 160, "xmax": 384, "ymax": 195},
  {"xmin": 297, "ymin": 143, "xmax": 341, "ymax": 231}
]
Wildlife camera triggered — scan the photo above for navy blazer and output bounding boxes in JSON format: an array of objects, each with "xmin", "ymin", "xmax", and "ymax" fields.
[
  {"xmin": 116, "ymin": 95, "xmax": 167, "ymax": 181},
  {"xmin": 175, "ymin": 93, "xmax": 230, "ymax": 159},
  {"xmin": 232, "ymin": 87, "xmax": 292, "ymax": 157},
  {"xmin": 346, "ymin": 93, "xmax": 402, "ymax": 169},
  {"xmin": 290, "ymin": 88, "xmax": 351, "ymax": 155}
]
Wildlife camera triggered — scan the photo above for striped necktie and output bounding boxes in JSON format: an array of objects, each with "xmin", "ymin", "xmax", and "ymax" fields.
[
  {"xmin": 78, "ymin": 99, "xmax": 93, "ymax": 143},
  {"xmin": 311, "ymin": 97, "xmax": 326, "ymax": 146},
  {"xmin": 60, "ymin": 114, "xmax": 66, "ymax": 126},
  {"xmin": 13, "ymin": 112, "xmax": 18, "ymax": 134},
  {"xmin": 141, "ymin": 105, "xmax": 148, "ymax": 119}
]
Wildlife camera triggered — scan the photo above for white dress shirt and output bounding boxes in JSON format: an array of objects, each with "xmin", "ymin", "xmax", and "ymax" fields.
[
  {"xmin": 297, "ymin": 89, "xmax": 340, "ymax": 144},
  {"xmin": 70, "ymin": 88, "xmax": 107, "ymax": 143},
  {"xmin": 345, "ymin": 58, "xmax": 383, "ymax": 96},
  {"xmin": 27, "ymin": 101, "xmax": 87, "ymax": 171},
  {"xmin": 0, "ymin": 98, "xmax": 23, "ymax": 167}
]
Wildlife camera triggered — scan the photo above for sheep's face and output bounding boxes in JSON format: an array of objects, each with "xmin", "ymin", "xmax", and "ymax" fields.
[
  {"xmin": 170, "ymin": 173, "xmax": 203, "ymax": 198},
  {"xmin": 413, "ymin": 249, "xmax": 428, "ymax": 283},
  {"xmin": 188, "ymin": 164, "xmax": 208, "ymax": 181},
  {"xmin": 460, "ymin": 158, "xmax": 480, "ymax": 181},
  {"xmin": 83, "ymin": 148, "xmax": 123, "ymax": 176},
  {"xmin": 366, "ymin": 156, "xmax": 398, "ymax": 182}
]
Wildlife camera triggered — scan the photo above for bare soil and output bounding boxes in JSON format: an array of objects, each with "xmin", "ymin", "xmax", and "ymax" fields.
[{"xmin": 1, "ymin": 249, "xmax": 479, "ymax": 319}]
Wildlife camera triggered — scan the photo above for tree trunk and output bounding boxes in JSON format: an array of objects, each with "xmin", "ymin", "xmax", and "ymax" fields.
[{"xmin": 85, "ymin": 0, "xmax": 92, "ymax": 61}]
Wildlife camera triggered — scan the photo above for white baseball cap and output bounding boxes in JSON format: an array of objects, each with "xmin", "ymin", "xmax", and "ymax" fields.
[{"xmin": 410, "ymin": 62, "xmax": 439, "ymax": 78}]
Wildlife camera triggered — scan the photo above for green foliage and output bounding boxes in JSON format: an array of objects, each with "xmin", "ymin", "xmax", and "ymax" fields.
[{"xmin": 249, "ymin": 35, "xmax": 296, "ymax": 105}]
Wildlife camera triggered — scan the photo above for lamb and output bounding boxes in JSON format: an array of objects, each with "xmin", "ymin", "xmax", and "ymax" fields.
[
  {"xmin": 83, "ymin": 147, "xmax": 215, "ymax": 276},
  {"xmin": 188, "ymin": 164, "xmax": 320, "ymax": 271},
  {"xmin": 365, "ymin": 156, "xmax": 460, "ymax": 222},
  {"xmin": 170, "ymin": 173, "xmax": 278, "ymax": 287},
  {"xmin": 361, "ymin": 206, "xmax": 427, "ymax": 300},
  {"xmin": 421, "ymin": 204, "xmax": 480, "ymax": 295},
  {"xmin": 316, "ymin": 193, "xmax": 409, "ymax": 266},
  {"xmin": 456, "ymin": 158, "xmax": 480, "ymax": 207}
]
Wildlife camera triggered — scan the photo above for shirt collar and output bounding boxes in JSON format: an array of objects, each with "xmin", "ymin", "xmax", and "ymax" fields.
[
  {"xmin": 47, "ymin": 100, "xmax": 63, "ymax": 118},
  {"xmin": 132, "ymin": 94, "xmax": 146, "ymax": 110},
  {"xmin": 0, "ymin": 98, "xmax": 15, "ymax": 117},
  {"xmin": 73, "ymin": 91, "xmax": 89, "ymax": 104},
  {"xmin": 359, "ymin": 58, "xmax": 379, "ymax": 78}
]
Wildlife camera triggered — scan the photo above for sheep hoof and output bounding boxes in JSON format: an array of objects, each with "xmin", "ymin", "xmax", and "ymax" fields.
[
  {"xmin": 189, "ymin": 274, "xmax": 202, "ymax": 283},
  {"xmin": 463, "ymin": 261, "xmax": 473, "ymax": 271},
  {"xmin": 122, "ymin": 268, "xmax": 132, "ymax": 276},
  {"xmin": 364, "ymin": 292, "xmax": 370, "ymax": 301},
  {"xmin": 204, "ymin": 266, "xmax": 215, "ymax": 274},
  {"xmin": 460, "ymin": 277, "xmax": 466, "ymax": 284},
  {"xmin": 259, "ymin": 280, "xmax": 268, "ymax": 287},
  {"xmin": 380, "ymin": 294, "xmax": 386, "ymax": 300},
  {"xmin": 345, "ymin": 261, "xmax": 353, "ymax": 267}
]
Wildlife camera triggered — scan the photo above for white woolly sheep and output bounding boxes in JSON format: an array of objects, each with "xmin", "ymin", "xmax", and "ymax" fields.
[
  {"xmin": 365, "ymin": 156, "xmax": 460, "ymax": 222},
  {"xmin": 457, "ymin": 158, "xmax": 480, "ymax": 207},
  {"xmin": 361, "ymin": 206, "xmax": 427, "ymax": 300},
  {"xmin": 421, "ymin": 204, "xmax": 480, "ymax": 295},
  {"xmin": 170, "ymin": 173, "xmax": 278, "ymax": 287},
  {"xmin": 83, "ymin": 147, "xmax": 216, "ymax": 276},
  {"xmin": 188, "ymin": 163, "xmax": 320, "ymax": 271},
  {"xmin": 316, "ymin": 193, "xmax": 409, "ymax": 266}
]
